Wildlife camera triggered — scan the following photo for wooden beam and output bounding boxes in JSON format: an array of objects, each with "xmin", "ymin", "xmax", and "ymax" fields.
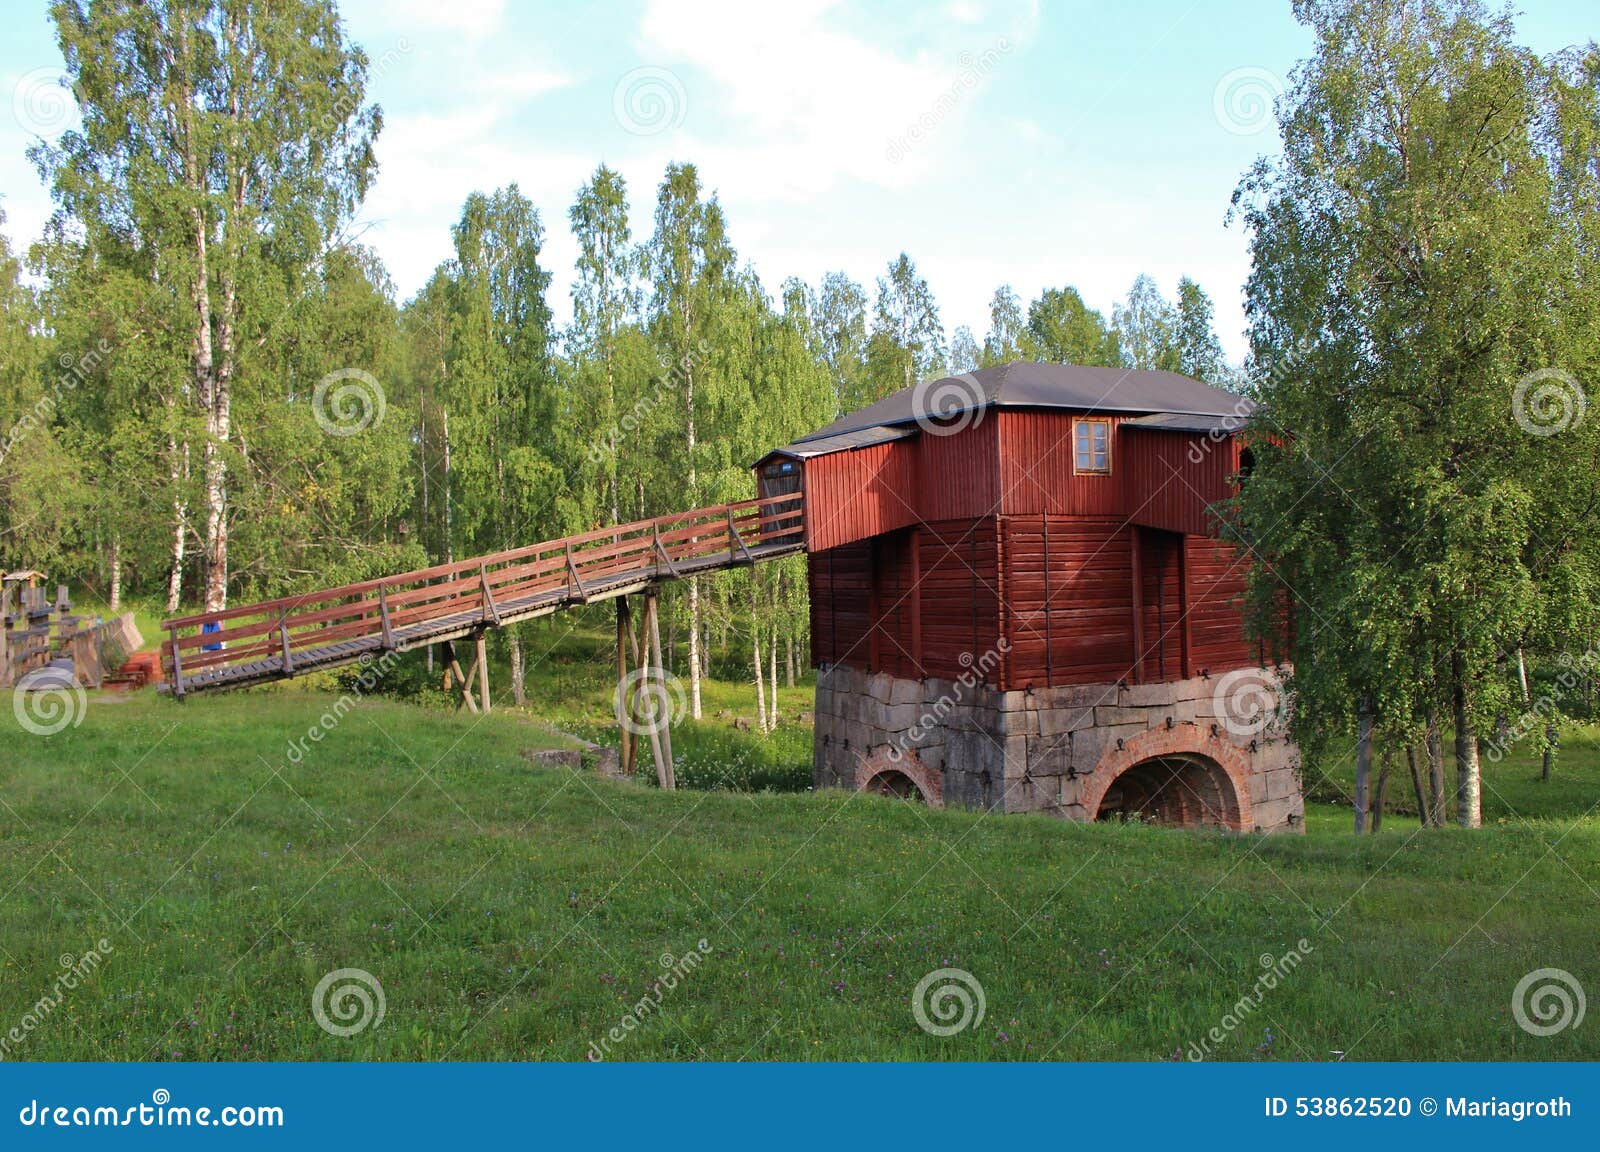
[
  {"xmin": 475, "ymin": 631, "xmax": 490, "ymax": 714},
  {"xmin": 617, "ymin": 597, "xmax": 634, "ymax": 776},
  {"xmin": 1178, "ymin": 535, "xmax": 1192, "ymax": 680},
  {"xmin": 1129, "ymin": 526, "xmax": 1144, "ymax": 685},
  {"xmin": 909, "ymin": 526, "xmax": 922, "ymax": 677},
  {"xmin": 168, "ymin": 626, "xmax": 185, "ymax": 698},
  {"xmin": 641, "ymin": 591, "xmax": 674, "ymax": 789},
  {"xmin": 378, "ymin": 583, "xmax": 396, "ymax": 650},
  {"xmin": 479, "ymin": 563, "xmax": 501, "ymax": 626},
  {"xmin": 279, "ymin": 611, "xmax": 295, "ymax": 674},
  {"xmin": 565, "ymin": 542, "xmax": 586, "ymax": 601},
  {"xmin": 727, "ymin": 509, "xmax": 754, "ymax": 565},
  {"xmin": 867, "ymin": 536, "xmax": 880, "ymax": 673},
  {"xmin": 443, "ymin": 639, "xmax": 479, "ymax": 714},
  {"xmin": 1042, "ymin": 515, "xmax": 1054, "ymax": 684}
]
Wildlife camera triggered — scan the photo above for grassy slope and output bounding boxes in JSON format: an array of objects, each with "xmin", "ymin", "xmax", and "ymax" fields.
[{"xmin": 1, "ymin": 684, "xmax": 1597, "ymax": 1062}]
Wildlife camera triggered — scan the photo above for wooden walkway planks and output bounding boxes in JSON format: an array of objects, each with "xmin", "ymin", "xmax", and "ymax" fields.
[{"xmin": 160, "ymin": 494, "xmax": 804, "ymax": 697}]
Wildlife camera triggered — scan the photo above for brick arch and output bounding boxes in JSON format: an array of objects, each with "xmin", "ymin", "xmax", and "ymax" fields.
[
  {"xmin": 1081, "ymin": 723, "xmax": 1253, "ymax": 831},
  {"xmin": 854, "ymin": 749, "xmax": 944, "ymax": 808}
]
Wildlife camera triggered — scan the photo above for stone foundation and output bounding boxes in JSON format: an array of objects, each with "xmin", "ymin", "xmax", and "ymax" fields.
[{"xmin": 813, "ymin": 664, "xmax": 1303, "ymax": 833}]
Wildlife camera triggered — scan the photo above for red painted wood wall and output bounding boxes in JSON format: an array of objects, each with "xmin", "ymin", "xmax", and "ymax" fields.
[
  {"xmin": 792, "ymin": 408, "xmax": 1264, "ymax": 690},
  {"xmin": 1119, "ymin": 427, "xmax": 1239, "ymax": 537}
]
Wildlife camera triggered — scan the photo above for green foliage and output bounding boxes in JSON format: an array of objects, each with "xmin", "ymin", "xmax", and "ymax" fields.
[
  {"xmin": 1230, "ymin": 0, "xmax": 1600, "ymax": 773},
  {"xmin": 1024, "ymin": 285, "xmax": 1121, "ymax": 366},
  {"xmin": 865, "ymin": 252, "xmax": 945, "ymax": 401}
]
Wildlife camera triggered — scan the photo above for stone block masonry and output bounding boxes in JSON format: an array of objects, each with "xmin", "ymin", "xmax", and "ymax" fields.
[{"xmin": 813, "ymin": 663, "xmax": 1303, "ymax": 834}]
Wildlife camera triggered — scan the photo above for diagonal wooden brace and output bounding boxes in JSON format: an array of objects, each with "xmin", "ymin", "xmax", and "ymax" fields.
[
  {"xmin": 479, "ymin": 563, "xmax": 501, "ymax": 626},
  {"xmin": 565, "ymin": 541, "xmax": 588, "ymax": 602},
  {"xmin": 727, "ymin": 509, "xmax": 754, "ymax": 565},
  {"xmin": 378, "ymin": 583, "xmax": 396, "ymax": 650}
]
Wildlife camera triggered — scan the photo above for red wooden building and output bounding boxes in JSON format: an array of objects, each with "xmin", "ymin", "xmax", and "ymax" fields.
[{"xmin": 756, "ymin": 361, "xmax": 1301, "ymax": 832}]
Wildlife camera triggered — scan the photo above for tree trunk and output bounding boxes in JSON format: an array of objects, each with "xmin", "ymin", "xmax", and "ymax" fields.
[
  {"xmin": 1353, "ymin": 698, "xmax": 1373, "ymax": 834},
  {"xmin": 684, "ymin": 349, "xmax": 702, "ymax": 720},
  {"xmin": 107, "ymin": 535, "xmax": 121, "ymax": 612},
  {"xmin": 1516, "ymin": 646, "xmax": 1530, "ymax": 704},
  {"xmin": 1370, "ymin": 750, "xmax": 1391, "ymax": 833},
  {"xmin": 166, "ymin": 437, "xmax": 188, "ymax": 614},
  {"xmin": 509, "ymin": 629, "xmax": 526, "ymax": 706},
  {"xmin": 441, "ymin": 406, "xmax": 453, "ymax": 566},
  {"xmin": 786, "ymin": 635, "xmax": 795, "ymax": 688},
  {"xmin": 1425, "ymin": 709, "xmax": 1447, "ymax": 827},
  {"xmin": 752, "ymin": 622, "xmax": 767, "ymax": 734},
  {"xmin": 768, "ymin": 625, "xmax": 778, "ymax": 732},
  {"xmin": 1452, "ymin": 652, "xmax": 1481, "ymax": 828},
  {"xmin": 1406, "ymin": 745, "xmax": 1429, "ymax": 828}
]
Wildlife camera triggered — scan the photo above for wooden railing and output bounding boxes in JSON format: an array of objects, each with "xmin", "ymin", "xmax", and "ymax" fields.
[{"xmin": 161, "ymin": 492, "xmax": 804, "ymax": 695}]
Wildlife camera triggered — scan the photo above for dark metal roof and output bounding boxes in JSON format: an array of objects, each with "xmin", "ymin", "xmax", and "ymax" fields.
[
  {"xmin": 793, "ymin": 361, "xmax": 1252, "ymax": 446},
  {"xmin": 758, "ymin": 424, "xmax": 916, "ymax": 462},
  {"xmin": 1123, "ymin": 410, "xmax": 1253, "ymax": 434}
]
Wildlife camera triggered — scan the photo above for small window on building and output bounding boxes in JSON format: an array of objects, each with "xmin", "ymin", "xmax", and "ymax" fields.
[{"xmin": 1074, "ymin": 418, "xmax": 1111, "ymax": 474}]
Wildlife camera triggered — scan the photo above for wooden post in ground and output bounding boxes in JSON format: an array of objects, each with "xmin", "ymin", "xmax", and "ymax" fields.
[
  {"xmin": 617, "ymin": 597, "xmax": 635, "ymax": 776},
  {"xmin": 645, "ymin": 589, "xmax": 676, "ymax": 789},
  {"xmin": 475, "ymin": 631, "xmax": 491, "ymax": 714},
  {"xmin": 442, "ymin": 639, "xmax": 479, "ymax": 714}
]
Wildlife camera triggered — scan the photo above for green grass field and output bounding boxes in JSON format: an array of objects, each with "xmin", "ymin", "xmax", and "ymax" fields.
[{"xmin": 2, "ymin": 648, "xmax": 1597, "ymax": 1062}]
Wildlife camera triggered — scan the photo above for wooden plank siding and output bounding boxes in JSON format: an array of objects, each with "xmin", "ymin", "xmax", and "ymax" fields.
[
  {"xmin": 810, "ymin": 518, "xmax": 1002, "ymax": 684},
  {"xmin": 1185, "ymin": 532, "xmax": 1257, "ymax": 675},
  {"xmin": 1137, "ymin": 528, "xmax": 1186, "ymax": 684},
  {"xmin": 999, "ymin": 516, "xmax": 1136, "ymax": 687},
  {"xmin": 915, "ymin": 419, "xmax": 1001, "ymax": 523},
  {"xmin": 800, "ymin": 440, "xmax": 919, "ymax": 553},
  {"xmin": 1119, "ymin": 427, "xmax": 1240, "ymax": 537},
  {"xmin": 996, "ymin": 410, "xmax": 1125, "ymax": 517},
  {"xmin": 813, "ymin": 512, "xmax": 1257, "ymax": 692}
]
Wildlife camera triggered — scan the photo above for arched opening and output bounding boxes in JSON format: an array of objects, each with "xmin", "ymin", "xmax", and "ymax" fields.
[
  {"xmin": 1094, "ymin": 753, "xmax": 1241, "ymax": 829},
  {"xmin": 860, "ymin": 768, "xmax": 928, "ymax": 803}
]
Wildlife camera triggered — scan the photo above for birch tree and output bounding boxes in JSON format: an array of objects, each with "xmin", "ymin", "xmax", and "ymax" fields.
[
  {"xmin": 644, "ymin": 163, "xmax": 733, "ymax": 719},
  {"xmin": 35, "ymin": 0, "xmax": 380, "ymax": 610}
]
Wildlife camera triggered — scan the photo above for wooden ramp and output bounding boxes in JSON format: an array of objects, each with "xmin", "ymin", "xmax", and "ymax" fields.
[{"xmin": 160, "ymin": 493, "xmax": 803, "ymax": 697}]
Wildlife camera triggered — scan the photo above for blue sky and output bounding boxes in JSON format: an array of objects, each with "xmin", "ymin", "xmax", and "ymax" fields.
[{"xmin": 2, "ymin": 0, "xmax": 1595, "ymax": 361}]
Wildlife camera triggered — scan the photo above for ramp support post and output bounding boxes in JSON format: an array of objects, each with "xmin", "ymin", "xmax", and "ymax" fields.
[
  {"xmin": 475, "ymin": 630, "xmax": 491, "ymax": 714},
  {"xmin": 642, "ymin": 589, "xmax": 676, "ymax": 790},
  {"xmin": 617, "ymin": 597, "xmax": 634, "ymax": 776}
]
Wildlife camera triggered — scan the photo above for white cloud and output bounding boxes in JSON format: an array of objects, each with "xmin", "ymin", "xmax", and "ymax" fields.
[{"xmin": 634, "ymin": 0, "xmax": 1021, "ymax": 196}]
